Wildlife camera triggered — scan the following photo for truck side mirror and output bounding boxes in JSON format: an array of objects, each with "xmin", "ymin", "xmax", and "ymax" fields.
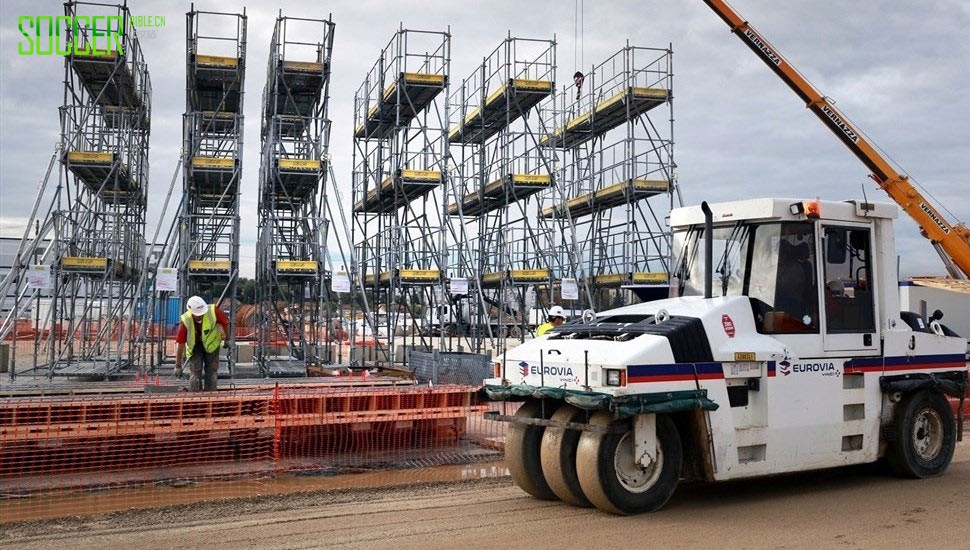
[{"xmin": 826, "ymin": 229, "xmax": 847, "ymax": 264}]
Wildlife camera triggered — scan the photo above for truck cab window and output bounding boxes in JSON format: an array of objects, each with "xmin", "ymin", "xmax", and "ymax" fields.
[
  {"xmin": 672, "ymin": 223, "xmax": 749, "ymax": 298},
  {"xmin": 748, "ymin": 223, "xmax": 819, "ymax": 334},
  {"xmin": 823, "ymin": 226, "xmax": 875, "ymax": 333}
]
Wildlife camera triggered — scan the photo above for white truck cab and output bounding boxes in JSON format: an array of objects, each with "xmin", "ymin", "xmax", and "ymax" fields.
[{"xmin": 483, "ymin": 198, "xmax": 968, "ymax": 515}]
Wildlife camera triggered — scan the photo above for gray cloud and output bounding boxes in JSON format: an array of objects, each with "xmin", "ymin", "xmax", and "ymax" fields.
[{"xmin": 1, "ymin": 0, "xmax": 967, "ymax": 278}]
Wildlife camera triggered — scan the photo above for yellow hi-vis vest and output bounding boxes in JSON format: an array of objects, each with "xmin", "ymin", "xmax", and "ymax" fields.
[{"xmin": 180, "ymin": 306, "xmax": 222, "ymax": 359}]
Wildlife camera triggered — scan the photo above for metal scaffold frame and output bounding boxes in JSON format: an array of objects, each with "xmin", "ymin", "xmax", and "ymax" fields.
[
  {"xmin": 255, "ymin": 13, "xmax": 336, "ymax": 377},
  {"xmin": 0, "ymin": 1, "xmax": 151, "ymax": 379},
  {"xmin": 447, "ymin": 34, "xmax": 564, "ymax": 354},
  {"xmin": 541, "ymin": 44, "xmax": 677, "ymax": 310},
  {"xmin": 350, "ymin": 26, "xmax": 452, "ymax": 367},
  {"xmin": 178, "ymin": 6, "xmax": 247, "ymax": 376}
]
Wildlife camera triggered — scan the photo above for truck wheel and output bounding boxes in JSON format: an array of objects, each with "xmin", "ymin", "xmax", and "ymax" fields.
[
  {"xmin": 506, "ymin": 400, "xmax": 560, "ymax": 500},
  {"xmin": 576, "ymin": 411, "xmax": 682, "ymax": 515},
  {"xmin": 540, "ymin": 405, "xmax": 592, "ymax": 507},
  {"xmin": 886, "ymin": 390, "xmax": 956, "ymax": 478}
]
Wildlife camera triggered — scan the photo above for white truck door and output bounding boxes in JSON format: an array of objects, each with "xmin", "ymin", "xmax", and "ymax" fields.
[{"xmin": 820, "ymin": 225, "xmax": 880, "ymax": 354}]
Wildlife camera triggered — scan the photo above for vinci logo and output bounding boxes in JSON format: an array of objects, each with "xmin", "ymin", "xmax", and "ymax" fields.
[{"xmin": 779, "ymin": 360, "xmax": 792, "ymax": 376}]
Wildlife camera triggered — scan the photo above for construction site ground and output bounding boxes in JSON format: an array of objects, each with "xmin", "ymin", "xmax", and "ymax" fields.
[{"xmin": 2, "ymin": 438, "xmax": 968, "ymax": 549}]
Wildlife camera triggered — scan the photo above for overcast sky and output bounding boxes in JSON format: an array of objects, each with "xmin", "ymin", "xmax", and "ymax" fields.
[{"xmin": 1, "ymin": 0, "xmax": 967, "ymax": 279}]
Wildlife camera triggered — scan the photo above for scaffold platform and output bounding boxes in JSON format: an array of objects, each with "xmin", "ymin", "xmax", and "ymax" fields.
[
  {"xmin": 275, "ymin": 260, "xmax": 319, "ymax": 277},
  {"xmin": 541, "ymin": 178, "xmax": 669, "ymax": 219},
  {"xmin": 448, "ymin": 173, "xmax": 552, "ymax": 217},
  {"xmin": 270, "ymin": 158, "xmax": 323, "ymax": 204},
  {"xmin": 354, "ymin": 72, "xmax": 447, "ymax": 139},
  {"xmin": 364, "ymin": 268, "xmax": 442, "ymax": 286},
  {"xmin": 541, "ymin": 86, "xmax": 668, "ymax": 149},
  {"xmin": 353, "ymin": 169, "xmax": 442, "ymax": 213},
  {"xmin": 189, "ymin": 156, "xmax": 238, "ymax": 192},
  {"xmin": 268, "ymin": 60, "xmax": 327, "ymax": 117},
  {"xmin": 187, "ymin": 260, "xmax": 232, "ymax": 276},
  {"xmin": 65, "ymin": 151, "xmax": 138, "ymax": 200},
  {"xmin": 191, "ymin": 54, "xmax": 243, "ymax": 112},
  {"xmin": 481, "ymin": 268, "xmax": 551, "ymax": 288},
  {"xmin": 449, "ymin": 78, "xmax": 553, "ymax": 144},
  {"xmin": 70, "ymin": 52, "xmax": 141, "ymax": 108}
]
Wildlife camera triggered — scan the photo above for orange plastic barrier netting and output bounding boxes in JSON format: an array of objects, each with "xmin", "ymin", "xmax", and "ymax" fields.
[{"xmin": 0, "ymin": 384, "xmax": 515, "ymax": 522}]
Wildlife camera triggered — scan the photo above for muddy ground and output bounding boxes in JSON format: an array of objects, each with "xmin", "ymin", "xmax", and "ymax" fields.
[{"xmin": 2, "ymin": 441, "xmax": 968, "ymax": 549}]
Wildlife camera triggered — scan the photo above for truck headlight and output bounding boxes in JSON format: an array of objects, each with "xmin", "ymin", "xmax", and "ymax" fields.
[{"xmin": 604, "ymin": 368, "xmax": 626, "ymax": 387}]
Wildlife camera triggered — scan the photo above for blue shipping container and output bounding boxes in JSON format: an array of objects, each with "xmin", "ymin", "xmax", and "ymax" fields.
[{"xmin": 134, "ymin": 296, "xmax": 183, "ymax": 325}]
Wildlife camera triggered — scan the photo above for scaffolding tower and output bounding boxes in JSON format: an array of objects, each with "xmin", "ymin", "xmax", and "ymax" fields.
[
  {"xmin": 351, "ymin": 26, "xmax": 451, "ymax": 364},
  {"xmin": 0, "ymin": 2, "xmax": 152, "ymax": 377},
  {"xmin": 255, "ymin": 14, "xmax": 335, "ymax": 377},
  {"xmin": 447, "ymin": 35, "xmax": 560, "ymax": 353},
  {"xmin": 179, "ymin": 7, "xmax": 247, "ymax": 375},
  {"xmin": 541, "ymin": 45, "xmax": 676, "ymax": 309}
]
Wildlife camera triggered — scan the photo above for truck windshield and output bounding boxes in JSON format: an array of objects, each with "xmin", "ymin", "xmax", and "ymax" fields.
[
  {"xmin": 673, "ymin": 221, "xmax": 819, "ymax": 333},
  {"xmin": 673, "ymin": 222, "xmax": 750, "ymax": 298}
]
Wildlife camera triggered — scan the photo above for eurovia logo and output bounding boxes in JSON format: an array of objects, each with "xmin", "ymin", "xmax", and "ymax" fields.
[
  {"xmin": 518, "ymin": 361, "xmax": 529, "ymax": 377},
  {"xmin": 779, "ymin": 360, "xmax": 792, "ymax": 376}
]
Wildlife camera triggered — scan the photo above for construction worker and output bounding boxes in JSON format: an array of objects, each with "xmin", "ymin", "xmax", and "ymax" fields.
[
  {"xmin": 573, "ymin": 71, "xmax": 585, "ymax": 100},
  {"xmin": 174, "ymin": 295, "xmax": 229, "ymax": 391},
  {"xmin": 536, "ymin": 305, "xmax": 567, "ymax": 336}
]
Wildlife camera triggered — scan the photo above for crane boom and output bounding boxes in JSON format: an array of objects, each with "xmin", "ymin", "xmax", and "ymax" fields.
[{"xmin": 703, "ymin": 0, "xmax": 970, "ymax": 278}]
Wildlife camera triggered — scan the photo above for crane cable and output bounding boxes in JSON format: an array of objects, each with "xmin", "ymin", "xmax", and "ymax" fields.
[{"xmin": 574, "ymin": 0, "xmax": 584, "ymax": 72}]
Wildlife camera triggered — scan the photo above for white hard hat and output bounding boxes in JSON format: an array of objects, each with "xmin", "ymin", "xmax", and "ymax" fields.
[
  {"xmin": 186, "ymin": 295, "xmax": 208, "ymax": 316},
  {"xmin": 548, "ymin": 305, "xmax": 566, "ymax": 319}
]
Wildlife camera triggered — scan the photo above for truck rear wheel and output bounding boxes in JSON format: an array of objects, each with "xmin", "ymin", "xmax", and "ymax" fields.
[
  {"xmin": 886, "ymin": 390, "xmax": 956, "ymax": 478},
  {"xmin": 506, "ymin": 400, "xmax": 559, "ymax": 500},
  {"xmin": 576, "ymin": 411, "xmax": 681, "ymax": 515},
  {"xmin": 540, "ymin": 405, "xmax": 592, "ymax": 507}
]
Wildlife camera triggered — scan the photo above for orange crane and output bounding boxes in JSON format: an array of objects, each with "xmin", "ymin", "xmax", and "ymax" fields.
[{"xmin": 703, "ymin": 0, "xmax": 970, "ymax": 279}]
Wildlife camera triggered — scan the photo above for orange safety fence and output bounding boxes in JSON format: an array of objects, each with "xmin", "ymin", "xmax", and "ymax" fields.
[{"xmin": 0, "ymin": 381, "xmax": 517, "ymax": 522}]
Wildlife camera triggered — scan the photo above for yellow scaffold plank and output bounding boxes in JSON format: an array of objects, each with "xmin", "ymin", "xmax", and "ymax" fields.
[
  {"xmin": 399, "ymin": 269, "xmax": 440, "ymax": 283},
  {"xmin": 188, "ymin": 260, "xmax": 231, "ymax": 272},
  {"xmin": 62, "ymin": 257, "xmax": 108, "ymax": 270},
  {"xmin": 632, "ymin": 272, "xmax": 668, "ymax": 284},
  {"xmin": 191, "ymin": 156, "xmax": 235, "ymax": 169},
  {"xmin": 278, "ymin": 159, "xmax": 321, "ymax": 171},
  {"xmin": 380, "ymin": 72, "xmax": 446, "ymax": 101},
  {"xmin": 481, "ymin": 272, "xmax": 504, "ymax": 287},
  {"xmin": 277, "ymin": 260, "xmax": 318, "ymax": 273},
  {"xmin": 282, "ymin": 60, "xmax": 323, "ymax": 73},
  {"xmin": 400, "ymin": 72, "xmax": 446, "ymax": 86},
  {"xmin": 196, "ymin": 54, "xmax": 238, "ymax": 68},
  {"xmin": 509, "ymin": 269, "xmax": 549, "ymax": 283},
  {"xmin": 67, "ymin": 151, "xmax": 113, "ymax": 164},
  {"xmin": 364, "ymin": 272, "xmax": 394, "ymax": 285},
  {"xmin": 398, "ymin": 169, "xmax": 442, "ymax": 183},
  {"xmin": 591, "ymin": 273, "xmax": 627, "ymax": 287},
  {"xmin": 72, "ymin": 52, "xmax": 120, "ymax": 62},
  {"xmin": 510, "ymin": 173, "xmax": 552, "ymax": 186}
]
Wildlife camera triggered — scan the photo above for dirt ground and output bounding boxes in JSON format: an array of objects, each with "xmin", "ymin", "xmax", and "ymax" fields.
[{"xmin": 2, "ymin": 441, "xmax": 968, "ymax": 550}]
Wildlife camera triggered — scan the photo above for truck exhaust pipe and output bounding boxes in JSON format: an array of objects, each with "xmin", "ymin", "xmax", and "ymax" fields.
[{"xmin": 702, "ymin": 201, "xmax": 713, "ymax": 299}]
